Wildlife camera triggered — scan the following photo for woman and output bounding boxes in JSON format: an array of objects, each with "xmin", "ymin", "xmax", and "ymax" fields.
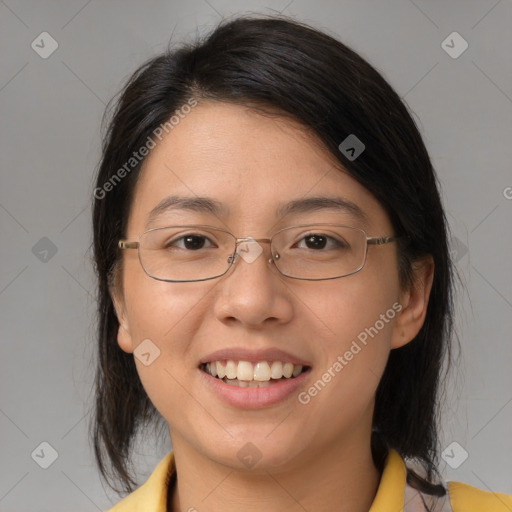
[{"xmin": 91, "ymin": 15, "xmax": 512, "ymax": 512}]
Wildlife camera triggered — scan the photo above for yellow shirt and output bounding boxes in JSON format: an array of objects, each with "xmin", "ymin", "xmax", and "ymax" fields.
[{"xmin": 106, "ymin": 449, "xmax": 512, "ymax": 511}]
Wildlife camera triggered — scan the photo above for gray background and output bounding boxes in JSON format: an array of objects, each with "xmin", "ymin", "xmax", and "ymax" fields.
[{"xmin": 1, "ymin": 0, "xmax": 511, "ymax": 510}]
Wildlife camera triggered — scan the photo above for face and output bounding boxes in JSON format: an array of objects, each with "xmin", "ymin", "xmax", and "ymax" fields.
[{"xmin": 113, "ymin": 101, "xmax": 430, "ymax": 473}]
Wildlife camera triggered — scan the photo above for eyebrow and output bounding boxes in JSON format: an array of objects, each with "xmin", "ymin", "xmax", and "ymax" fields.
[
  {"xmin": 275, "ymin": 196, "xmax": 369, "ymax": 226},
  {"xmin": 146, "ymin": 196, "xmax": 229, "ymax": 226},
  {"xmin": 146, "ymin": 194, "xmax": 370, "ymax": 227}
]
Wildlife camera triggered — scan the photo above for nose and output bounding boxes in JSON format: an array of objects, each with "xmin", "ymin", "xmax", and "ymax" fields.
[{"xmin": 213, "ymin": 239, "xmax": 294, "ymax": 328}]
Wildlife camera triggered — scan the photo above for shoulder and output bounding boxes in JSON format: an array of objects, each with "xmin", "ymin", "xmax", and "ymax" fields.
[
  {"xmin": 105, "ymin": 452, "xmax": 174, "ymax": 512},
  {"xmin": 447, "ymin": 480, "xmax": 512, "ymax": 512},
  {"xmin": 402, "ymin": 452, "xmax": 512, "ymax": 512}
]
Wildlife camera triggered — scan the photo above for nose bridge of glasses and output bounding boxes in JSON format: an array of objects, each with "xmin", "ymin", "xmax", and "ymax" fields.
[
  {"xmin": 235, "ymin": 237, "xmax": 272, "ymax": 246},
  {"xmin": 227, "ymin": 237, "xmax": 273, "ymax": 266}
]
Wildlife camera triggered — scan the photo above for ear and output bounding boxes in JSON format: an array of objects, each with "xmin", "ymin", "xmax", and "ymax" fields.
[
  {"xmin": 391, "ymin": 255, "xmax": 434, "ymax": 349},
  {"xmin": 110, "ymin": 285, "xmax": 135, "ymax": 355}
]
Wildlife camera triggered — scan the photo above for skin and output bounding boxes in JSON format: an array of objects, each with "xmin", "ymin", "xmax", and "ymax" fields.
[{"xmin": 112, "ymin": 101, "xmax": 434, "ymax": 512}]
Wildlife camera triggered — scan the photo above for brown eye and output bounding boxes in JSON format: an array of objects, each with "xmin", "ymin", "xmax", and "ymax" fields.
[
  {"xmin": 295, "ymin": 234, "xmax": 348, "ymax": 250},
  {"xmin": 165, "ymin": 234, "xmax": 215, "ymax": 250}
]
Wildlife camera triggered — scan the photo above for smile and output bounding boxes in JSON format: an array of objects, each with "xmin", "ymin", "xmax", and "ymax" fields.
[{"xmin": 200, "ymin": 360, "xmax": 308, "ymax": 387}]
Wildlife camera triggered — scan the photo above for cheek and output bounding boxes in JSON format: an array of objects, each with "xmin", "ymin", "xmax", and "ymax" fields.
[
  {"xmin": 306, "ymin": 264, "xmax": 400, "ymax": 351},
  {"xmin": 121, "ymin": 267, "xmax": 219, "ymax": 402},
  {"xmin": 123, "ymin": 280, "xmax": 220, "ymax": 429},
  {"xmin": 297, "ymin": 286, "xmax": 396, "ymax": 438},
  {"xmin": 315, "ymin": 289, "xmax": 395, "ymax": 382},
  {"xmin": 301, "ymin": 256, "xmax": 400, "ymax": 406},
  {"xmin": 123, "ymin": 261, "xmax": 217, "ymax": 347}
]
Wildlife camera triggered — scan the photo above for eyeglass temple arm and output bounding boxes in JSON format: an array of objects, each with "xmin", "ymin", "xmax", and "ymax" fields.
[
  {"xmin": 118, "ymin": 241, "xmax": 139, "ymax": 249},
  {"xmin": 367, "ymin": 235, "xmax": 401, "ymax": 245}
]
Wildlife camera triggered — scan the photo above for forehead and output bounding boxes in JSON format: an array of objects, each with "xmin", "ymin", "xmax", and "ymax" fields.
[{"xmin": 127, "ymin": 101, "xmax": 391, "ymax": 234}]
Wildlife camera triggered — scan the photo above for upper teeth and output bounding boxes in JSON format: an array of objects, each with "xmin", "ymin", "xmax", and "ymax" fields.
[{"xmin": 204, "ymin": 360, "xmax": 304, "ymax": 381}]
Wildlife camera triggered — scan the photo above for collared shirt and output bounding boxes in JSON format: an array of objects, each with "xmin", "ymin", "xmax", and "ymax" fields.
[{"xmin": 106, "ymin": 449, "xmax": 512, "ymax": 511}]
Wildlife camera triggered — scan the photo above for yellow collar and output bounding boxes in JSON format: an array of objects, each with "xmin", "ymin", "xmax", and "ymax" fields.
[
  {"xmin": 107, "ymin": 447, "xmax": 512, "ymax": 511},
  {"xmin": 369, "ymin": 448, "xmax": 405, "ymax": 511}
]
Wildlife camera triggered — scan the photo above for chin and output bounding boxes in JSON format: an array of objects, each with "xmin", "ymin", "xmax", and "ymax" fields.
[{"xmin": 201, "ymin": 429, "xmax": 305, "ymax": 473}]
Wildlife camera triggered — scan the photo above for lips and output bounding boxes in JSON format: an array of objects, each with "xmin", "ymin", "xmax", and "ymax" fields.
[{"xmin": 198, "ymin": 348, "xmax": 311, "ymax": 408}]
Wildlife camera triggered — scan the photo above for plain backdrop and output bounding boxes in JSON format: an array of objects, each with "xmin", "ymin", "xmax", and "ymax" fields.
[{"xmin": 0, "ymin": 1, "xmax": 511, "ymax": 510}]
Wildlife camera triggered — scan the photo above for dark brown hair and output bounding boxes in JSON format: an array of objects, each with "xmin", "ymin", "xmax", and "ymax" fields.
[{"xmin": 91, "ymin": 14, "xmax": 457, "ymax": 498}]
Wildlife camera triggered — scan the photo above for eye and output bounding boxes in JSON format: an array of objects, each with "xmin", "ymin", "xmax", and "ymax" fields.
[
  {"xmin": 295, "ymin": 233, "xmax": 348, "ymax": 250},
  {"xmin": 165, "ymin": 234, "xmax": 216, "ymax": 250}
]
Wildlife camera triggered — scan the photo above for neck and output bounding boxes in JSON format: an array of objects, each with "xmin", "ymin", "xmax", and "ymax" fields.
[{"xmin": 169, "ymin": 429, "xmax": 381, "ymax": 512}]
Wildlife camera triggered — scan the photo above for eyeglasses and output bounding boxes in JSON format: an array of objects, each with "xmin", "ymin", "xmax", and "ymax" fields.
[{"xmin": 118, "ymin": 223, "xmax": 401, "ymax": 282}]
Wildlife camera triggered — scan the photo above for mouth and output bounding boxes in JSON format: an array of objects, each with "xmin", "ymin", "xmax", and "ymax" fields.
[{"xmin": 200, "ymin": 360, "xmax": 310, "ymax": 388}]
